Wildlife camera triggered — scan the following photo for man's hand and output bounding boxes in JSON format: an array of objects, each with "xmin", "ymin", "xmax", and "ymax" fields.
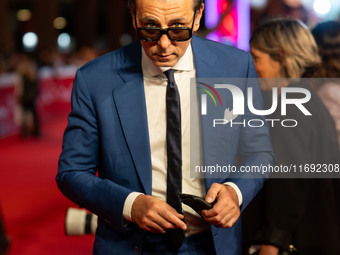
[
  {"xmin": 201, "ymin": 183, "xmax": 240, "ymax": 228},
  {"xmin": 131, "ymin": 194, "xmax": 187, "ymax": 233},
  {"xmin": 259, "ymin": 244, "xmax": 279, "ymax": 255}
]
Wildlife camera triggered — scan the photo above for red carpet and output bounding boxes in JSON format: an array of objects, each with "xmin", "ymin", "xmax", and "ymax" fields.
[{"xmin": 0, "ymin": 112, "xmax": 94, "ymax": 255}]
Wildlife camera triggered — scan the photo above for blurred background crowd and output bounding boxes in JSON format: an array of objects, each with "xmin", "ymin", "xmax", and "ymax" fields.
[
  {"xmin": 0, "ymin": 0, "xmax": 340, "ymax": 137},
  {"xmin": 1, "ymin": 0, "xmax": 340, "ymax": 255},
  {"xmin": 1, "ymin": 0, "xmax": 340, "ymax": 72}
]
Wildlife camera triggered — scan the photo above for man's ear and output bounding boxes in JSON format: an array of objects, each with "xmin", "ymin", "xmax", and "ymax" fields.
[{"xmin": 193, "ymin": 3, "xmax": 205, "ymax": 32}]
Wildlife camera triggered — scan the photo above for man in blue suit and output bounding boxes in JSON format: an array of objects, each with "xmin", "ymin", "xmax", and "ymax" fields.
[{"xmin": 57, "ymin": 0, "xmax": 274, "ymax": 254}]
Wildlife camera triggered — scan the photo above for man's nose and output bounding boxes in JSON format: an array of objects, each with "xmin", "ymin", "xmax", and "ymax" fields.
[{"xmin": 158, "ymin": 34, "xmax": 171, "ymax": 50}]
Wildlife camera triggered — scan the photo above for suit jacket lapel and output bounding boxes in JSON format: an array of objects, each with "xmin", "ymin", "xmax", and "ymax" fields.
[
  {"xmin": 112, "ymin": 42, "xmax": 152, "ymax": 195},
  {"xmin": 192, "ymin": 36, "xmax": 218, "ymax": 78},
  {"xmin": 191, "ymin": 36, "xmax": 230, "ymax": 188}
]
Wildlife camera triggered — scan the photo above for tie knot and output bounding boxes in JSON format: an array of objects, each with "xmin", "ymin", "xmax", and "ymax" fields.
[{"xmin": 164, "ymin": 69, "xmax": 176, "ymax": 84}]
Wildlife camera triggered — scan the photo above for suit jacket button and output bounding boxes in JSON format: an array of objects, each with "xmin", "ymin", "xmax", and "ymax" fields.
[{"xmin": 134, "ymin": 246, "xmax": 140, "ymax": 254}]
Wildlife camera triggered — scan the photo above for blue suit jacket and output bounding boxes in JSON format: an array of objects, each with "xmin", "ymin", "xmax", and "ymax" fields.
[{"xmin": 57, "ymin": 36, "xmax": 274, "ymax": 255}]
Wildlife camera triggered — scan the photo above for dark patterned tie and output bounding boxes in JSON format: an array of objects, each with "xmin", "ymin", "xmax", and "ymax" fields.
[{"xmin": 164, "ymin": 69, "xmax": 185, "ymax": 251}]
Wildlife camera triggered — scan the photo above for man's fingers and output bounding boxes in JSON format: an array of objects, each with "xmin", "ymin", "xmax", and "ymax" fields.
[
  {"xmin": 201, "ymin": 202, "xmax": 222, "ymax": 218},
  {"xmin": 159, "ymin": 210, "xmax": 187, "ymax": 231},
  {"xmin": 202, "ymin": 208, "xmax": 238, "ymax": 228},
  {"xmin": 157, "ymin": 203, "xmax": 187, "ymax": 230},
  {"xmin": 136, "ymin": 208, "xmax": 167, "ymax": 233},
  {"xmin": 141, "ymin": 210, "xmax": 186, "ymax": 232},
  {"xmin": 205, "ymin": 183, "xmax": 221, "ymax": 203},
  {"xmin": 150, "ymin": 213, "xmax": 176, "ymax": 231},
  {"xmin": 131, "ymin": 195, "xmax": 187, "ymax": 232},
  {"xmin": 202, "ymin": 203, "xmax": 240, "ymax": 228},
  {"xmin": 143, "ymin": 220, "xmax": 167, "ymax": 233},
  {"xmin": 201, "ymin": 183, "xmax": 241, "ymax": 228}
]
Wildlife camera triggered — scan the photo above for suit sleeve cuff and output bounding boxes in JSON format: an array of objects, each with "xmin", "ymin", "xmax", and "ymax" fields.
[
  {"xmin": 224, "ymin": 182, "xmax": 243, "ymax": 206},
  {"xmin": 123, "ymin": 192, "xmax": 144, "ymax": 221}
]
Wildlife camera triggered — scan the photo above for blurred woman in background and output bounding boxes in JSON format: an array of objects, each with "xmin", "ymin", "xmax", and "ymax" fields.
[
  {"xmin": 16, "ymin": 54, "xmax": 40, "ymax": 138},
  {"xmin": 312, "ymin": 21, "xmax": 340, "ymax": 146},
  {"xmin": 242, "ymin": 19, "xmax": 340, "ymax": 255}
]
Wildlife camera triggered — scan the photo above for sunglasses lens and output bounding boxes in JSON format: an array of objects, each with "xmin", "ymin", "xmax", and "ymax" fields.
[
  {"xmin": 168, "ymin": 29, "xmax": 191, "ymax": 41},
  {"xmin": 137, "ymin": 28, "xmax": 191, "ymax": 41},
  {"xmin": 138, "ymin": 29, "xmax": 161, "ymax": 41}
]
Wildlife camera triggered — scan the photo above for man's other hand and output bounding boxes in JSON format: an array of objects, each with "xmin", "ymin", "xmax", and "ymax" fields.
[
  {"xmin": 131, "ymin": 194, "xmax": 187, "ymax": 233},
  {"xmin": 201, "ymin": 183, "xmax": 240, "ymax": 228}
]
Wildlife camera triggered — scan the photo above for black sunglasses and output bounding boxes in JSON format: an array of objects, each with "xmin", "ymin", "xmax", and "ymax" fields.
[{"xmin": 135, "ymin": 12, "xmax": 196, "ymax": 42}]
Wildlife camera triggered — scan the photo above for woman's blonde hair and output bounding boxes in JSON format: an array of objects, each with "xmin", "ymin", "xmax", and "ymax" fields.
[{"xmin": 250, "ymin": 19, "xmax": 321, "ymax": 78}]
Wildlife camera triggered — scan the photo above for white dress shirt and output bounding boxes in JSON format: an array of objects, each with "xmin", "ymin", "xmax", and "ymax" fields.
[{"xmin": 123, "ymin": 43, "xmax": 243, "ymax": 236}]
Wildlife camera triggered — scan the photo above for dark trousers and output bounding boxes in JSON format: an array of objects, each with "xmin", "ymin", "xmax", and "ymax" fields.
[{"xmin": 142, "ymin": 230, "xmax": 217, "ymax": 255}]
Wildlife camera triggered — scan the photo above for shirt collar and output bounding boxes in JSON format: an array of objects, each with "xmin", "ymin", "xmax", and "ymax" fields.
[{"xmin": 142, "ymin": 43, "xmax": 194, "ymax": 78}]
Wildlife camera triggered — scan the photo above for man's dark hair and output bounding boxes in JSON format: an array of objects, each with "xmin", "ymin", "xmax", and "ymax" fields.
[{"xmin": 128, "ymin": 0, "xmax": 203, "ymax": 13}]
